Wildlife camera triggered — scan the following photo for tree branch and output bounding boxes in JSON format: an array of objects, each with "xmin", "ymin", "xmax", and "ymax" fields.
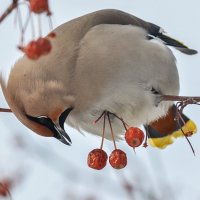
[
  {"xmin": 0, "ymin": 0, "xmax": 18, "ymax": 23},
  {"xmin": 0, "ymin": 108, "xmax": 12, "ymax": 113},
  {"xmin": 161, "ymin": 95, "xmax": 200, "ymax": 102}
]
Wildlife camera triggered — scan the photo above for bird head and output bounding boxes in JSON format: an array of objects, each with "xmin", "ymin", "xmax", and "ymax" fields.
[{"xmin": 0, "ymin": 57, "xmax": 74, "ymax": 145}]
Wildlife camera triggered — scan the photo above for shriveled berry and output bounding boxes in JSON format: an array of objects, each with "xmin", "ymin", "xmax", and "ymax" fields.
[
  {"xmin": 87, "ymin": 149, "xmax": 108, "ymax": 170},
  {"xmin": 21, "ymin": 40, "xmax": 41, "ymax": 60},
  {"xmin": 37, "ymin": 37, "xmax": 52, "ymax": 55},
  {"xmin": 48, "ymin": 32, "xmax": 56, "ymax": 38},
  {"xmin": 0, "ymin": 179, "xmax": 12, "ymax": 197},
  {"xmin": 185, "ymin": 131, "xmax": 194, "ymax": 137},
  {"xmin": 125, "ymin": 127, "xmax": 145, "ymax": 147},
  {"xmin": 29, "ymin": 0, "xmax": 49, "ymax": 14},
  {"xmin": 109, "ymin": 149, "xmax": 127, "ymax": 169}
]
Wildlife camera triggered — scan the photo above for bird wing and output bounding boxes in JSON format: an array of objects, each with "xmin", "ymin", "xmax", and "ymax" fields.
[
  {"xmin": 68, "ymin": 9, "xmax": 197, "ymax": 55},
  {"xmin": 144, "ymin": 105, "xmax": 197, "ymax": 149}
]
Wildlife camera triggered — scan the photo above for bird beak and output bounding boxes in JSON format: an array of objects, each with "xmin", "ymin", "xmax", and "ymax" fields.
[
  {"xmin": 26, "ymin": 114, "xmax": 72, "ymax": 146},
  {"xmin": 53, "ymin": 125, "xmax": 72, "ymax": 145}
]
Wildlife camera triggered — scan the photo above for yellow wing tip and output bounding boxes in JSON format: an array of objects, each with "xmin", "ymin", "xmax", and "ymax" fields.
[
  {"xmin": 148, "ymin": 120, "xmax": 197, "ymax": 149},
  {"xmin": 148, "ymin": 136, "xmax": 173, "ymax": 149}
]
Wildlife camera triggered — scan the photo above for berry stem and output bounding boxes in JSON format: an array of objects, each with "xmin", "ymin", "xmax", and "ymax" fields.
[
  {"xmin": 100, "ymin": 113, "xmax": 106, "ymax": 150},
  {"xmin": 176, "ymin": 115, "xmax": 195, "ymax": 156},
  {"xmin": 30, "ymin": 13, "xmax": 36, "ymax": 39},
  {"xmin": 94, "ymin": 111, "xmax": 105, "ymax": 124},
  {"xmin": 160, "ymin": 94, "xmax": 199, "ymax": 155},
  {"xmin": 143, "ymin": 130, "xmax": 148, "ymax": 148},
  {"xmin": 16, "ymin": 6, "xmax": 24, "ymax": 45},
  {"xmin": 107, "ymin": 112, "xmax": 117, "ymax": 150},
  {"xmin": 38, "ymin": 14, "xmax": 42, "ymax": 37},
  {"xmin": 108, "ymin": 111, "xmax": 129, "ymax": 131},
  {"xmin": 48, "ymin": 14, "xmax": 54, "ymax": 32},
  {"xmin": 180, "ymin": 127, "xmax": 195, "ymax": 156},
  {"xmin": 173, "ymin": 102, "xmax": 195, "ymax": 155}
]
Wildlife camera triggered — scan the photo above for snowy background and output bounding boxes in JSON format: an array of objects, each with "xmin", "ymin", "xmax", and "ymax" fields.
[{"xmin": 0, "ymin": 0, "xmax": 200, "ymax": 200}]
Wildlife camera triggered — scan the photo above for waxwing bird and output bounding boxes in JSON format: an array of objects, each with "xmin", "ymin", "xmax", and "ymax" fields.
[{"xmin": 0, "ymin": 9, "xmax": 197, "ymax": 147}]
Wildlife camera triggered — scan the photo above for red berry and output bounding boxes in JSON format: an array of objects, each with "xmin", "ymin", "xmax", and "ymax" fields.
[
  {"xmin": 109, "ymin": 149, "xmax": 127, "ymax": 169},
  {"xmin": 21, "ymin": 40, "xmax": 41, "ymax": 60},
  {"xmin": 87, "ymin": 149, "xmax": 108, "ymax": 170},
  {"xmin": 125, "ymin": 127, "xmax": 145, "ymax": 147},
  {"xmin": 0, "ymin": 179, "xmax": 12, "ymax": 197},
  {"xmin": 29, "ymin": 0, "xmax": 49, "ymax": 14},
  {"xmin": 37, "ymin": 37, "xmax": 52, "ymax": 55}
]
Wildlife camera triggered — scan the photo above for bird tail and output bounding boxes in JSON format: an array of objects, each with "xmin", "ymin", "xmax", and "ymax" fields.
[
  {"xmin": 144, "ymin": 105, "xmax": 197, "ymax": 149},
  {"xmin": 157, "ymin": 32, "xmax": 197, "ymax": 55},
  {"xmin": 147, "ymin": 22, "xmax": 197, "ymax": 55}
]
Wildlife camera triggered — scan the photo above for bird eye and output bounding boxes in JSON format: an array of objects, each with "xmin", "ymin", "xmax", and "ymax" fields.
[
  {"xmin": 59, "ymin": 107, "xmax": 74, "ymax": 129},
  {"xmin": 26, "ymin": 115, "xmax": 54, "ymax": 130}
]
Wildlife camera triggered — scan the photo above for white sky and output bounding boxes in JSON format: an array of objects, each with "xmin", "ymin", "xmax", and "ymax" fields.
[{"xmin": 0, "ymin": 1, "xmax": 200, "ymax": 200}]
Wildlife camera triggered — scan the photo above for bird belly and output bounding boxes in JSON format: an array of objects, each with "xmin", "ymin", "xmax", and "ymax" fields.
[
  {"xmin": 67, "ymin": 25, "xmax": 179, "ymax": 139},
  {"xmin": 67, "ymin": 83, "xmax": 175, "ymax": 140}
]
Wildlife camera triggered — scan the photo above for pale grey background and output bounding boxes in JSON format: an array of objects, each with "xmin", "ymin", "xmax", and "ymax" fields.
[{"xmin": 0, "ymin": 1, "xmax": 200, "ymax": 200}]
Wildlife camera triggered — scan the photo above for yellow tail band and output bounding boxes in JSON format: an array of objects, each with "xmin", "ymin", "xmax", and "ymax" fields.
[{"xmin": 148, "ymin": 120, "xmax": 197, "ymax": 149}]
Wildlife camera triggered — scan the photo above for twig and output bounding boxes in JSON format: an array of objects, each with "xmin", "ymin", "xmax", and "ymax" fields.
[
  {"xmin": 161, "ymin": 95, "xmax": 198, "ymax": 155},
  {"xmin": 161, "ymin": 95, "xmax": 200, "ymax": 103},
  {"xmin": 0, "ymin": 108, "xmax": 12, "ymax": 113},
  {"xmin": 0, "ymin": 0, "xmax": 18, "ymax": 23}
]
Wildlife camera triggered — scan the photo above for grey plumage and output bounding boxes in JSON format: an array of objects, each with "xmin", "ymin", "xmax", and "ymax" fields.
[{"xmin": 0, "ymin": 9, "xmax": 197, "ymax": 143}]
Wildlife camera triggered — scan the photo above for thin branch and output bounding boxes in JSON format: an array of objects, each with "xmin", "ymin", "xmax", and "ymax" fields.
[
  {"xmin": 161, "ymin": 95, "xmax": 198, "ymax": 155},
  {"xmin": 161, "ymin": 95, "xmax": 200, "ymax": 103},
  {"xmin": 0, "ymin": 108, "xmax": 12, "ymax": 113},
  {"xmin": 0, "ymin": 0, "xmax": 18, "ymax": 23}
]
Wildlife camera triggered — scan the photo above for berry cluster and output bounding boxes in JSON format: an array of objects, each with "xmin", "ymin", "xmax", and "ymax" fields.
[
  {"xmin": 19, "ymin": 36, "xmax": 53, "ymax": 60},
  {"xmin": 87, "ymin": 111, "xmax": 145, "ymax": 170},
  {"xmin": 14, "ymin": 0, "xmax": 55, "ymax": 60}
]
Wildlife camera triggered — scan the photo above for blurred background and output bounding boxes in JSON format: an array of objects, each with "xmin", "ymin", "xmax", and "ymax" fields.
[{"xmin": 0, "ymin": 0, "xmax": 200, "ymax": 200}]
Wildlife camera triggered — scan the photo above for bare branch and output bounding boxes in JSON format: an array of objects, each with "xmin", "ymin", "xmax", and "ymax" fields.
[
  {"xmin": 0, "ymin": 108, "xmax": 12, "ymax": 113},
  {"xmin": 161, "ymin": 95, "xmax": 200, "ymax": 103},
  {"xmin": 0, "ymin": 0, "xmax": 18, "ymax": 23}
]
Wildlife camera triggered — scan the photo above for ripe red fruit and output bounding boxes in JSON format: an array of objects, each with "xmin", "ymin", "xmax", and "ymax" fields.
[
  {"xmin": 29, "ymin": 0, "xmax": 49, "ymax": 14},
  {"xmin": 125, "ymin": 127, "xmax": 145, "ymax": 147},
  {"xmin": 87, "ymin": 149, "xmax": 108, "ymax": 170},
  {"xmin": 21, "ymin": 40, "xmax": 41, "ymax": 60},
  {"xmin": 37, "ymin": 37, "xmax": 52, "ymax": 55},
  {"xmin": 0, "ymin": 179, "xmax": 12, "ymax": 197},
  {"xmin": 109, "ymin": 149, "xmax": 127, "ymax": 169}
]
